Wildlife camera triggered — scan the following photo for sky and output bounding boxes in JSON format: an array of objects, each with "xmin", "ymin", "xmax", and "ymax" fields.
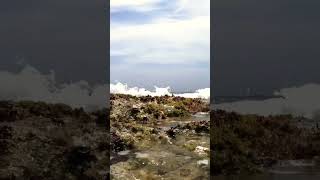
[
  {"xmin": 0, "ymin": 0, "xmax": 108, "ymax": 85},
  {"xmin": 0, "ymin": 0, "xmax": 108, "ymax": 108},
  {"xmin": 211, "ymin": 0, "xmax": 320, "ymax": 118},
  {"xmin": 213, "ymin": 0, "xmax": 320, "ymax": 96},
  {"xmin": 110, "ymin": 0, "xmax": 210, "ymax": 92},
  {"xmin": 2, "ymin": 0, "xmax": 320, "ymax": 97}
]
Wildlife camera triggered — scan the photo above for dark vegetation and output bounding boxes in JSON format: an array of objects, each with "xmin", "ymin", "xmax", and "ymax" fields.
[
  {"xmin": 211, "ymin": 110, "xmax": 320, "ymax": 175},
  {"xmin": 0, "ymin": 100, "xmax": 109, "ymax": 179}
]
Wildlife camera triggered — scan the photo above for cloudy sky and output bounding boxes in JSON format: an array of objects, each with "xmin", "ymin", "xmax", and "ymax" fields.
[
  {"xmin": 110, "ymin": 0, "xmax": 210, "ymax": 92},
  {"xmin": 0, "ymin": 0, "xmax": 108, "ymax": 106},
  {"xmin": 0, "ymin": 0, "xmax": 107, "ymax": 85},
  {"xmin": 213, "ymin": 0, "xmax": 320, "ymax": 96}
]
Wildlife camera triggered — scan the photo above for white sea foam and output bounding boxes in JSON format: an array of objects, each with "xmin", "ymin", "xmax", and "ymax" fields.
[
  {"xmin": 175, "ymin": 88, "xmax": 210, "ymax": 99},
  {"xmin": 0, "ymin": 65, "xmax": 209, "ymax": 110},
  {"xmin": 0, "ymin": 65, "xmax": 107, "ymax": 110},
  {"xmin": 110, "ymin": 82, "xmax": 210, "ymax": 99},
  {"xmin": 215, "ymin": 83, "xmax": 320, "ymax": 119},
  {"xmin": 110, "ymin": 82, "xmax": 172, "ymax": 97}
]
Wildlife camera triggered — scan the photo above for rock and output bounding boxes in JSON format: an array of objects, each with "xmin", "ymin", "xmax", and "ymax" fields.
[
  {"xmin": 130, "ymin": 106, "xmax": 140, "ymax": 117},
  {"xmin": 0, "ymin": 105, "xmax": 18, "ymax": 122},
  {"xmin": 184, "ymin": 140, "xmax": 198, "ymax": 151},
  {"xmin": 118, "ymin": 150, "xmax": 130, "ymax": 156},
  {"xmin": 166, "ymin": 127, "xmax": 179, "ymax": 138},
  {"xmin": 197, "ymin": 159, "xmax": 209, "ymax": 166},
  {"xmin": 92, "ymin": 108, "xmax": 108, "ymax": 126},
  {"xmin": 194, "ymin": 146, "xmax": 209, "ymax": 156},
  {"xmin": 64, "ymin": 146, "xmax": 97, "ymax": 176},
  {"xmin": 180, "ymin": 168, "xmax": 191, "ymax": 177},
  {"xmin": 159, "ymin": 132, "xmax": 173, "ymax": 144},
  {"xmin": 111, "ymin": 131, "xmax": 131, "ymax": 152},
  {"xmin": 0, "ymin": 126, "xmax": 12, "ymax": 139},
  {"xmin": 135, "ymin": 152, "xmax": 149, "ymax": 159}
]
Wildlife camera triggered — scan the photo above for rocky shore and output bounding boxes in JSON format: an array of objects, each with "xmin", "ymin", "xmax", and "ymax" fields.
[
  {"xmin": 3, "ymin": 95, "xmax": 317, "ymax": 179},
  {"xmin": 211, "ymin": 110, "xmax": 320, "ymax": 176},
  {"xmin": 0, "ymin": 101, "xmax": 109, "ymax": 179},
  {"xmin": 0, "ymin": 94, "xmax": 210, "ymax": 179},
  {"xmin": 110, "ymin": 94, "xmax": 210, "ymax": 179},
  {"xmin": 110, "ymin": 94, "xmax": 209, "ymax": 150}
]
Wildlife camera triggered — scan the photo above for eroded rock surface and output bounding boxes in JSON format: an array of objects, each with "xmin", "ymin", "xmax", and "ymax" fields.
[{"xmin": 110, "ymin": 94, "xmax": 210, "ymax": 179}]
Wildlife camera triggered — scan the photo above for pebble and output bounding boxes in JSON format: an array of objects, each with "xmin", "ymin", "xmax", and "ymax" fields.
[
  {"xmin": 197, "ymin": 159, "xmax": 209, "ymax": 166},
  {"xmin": 194, "ymin": 146, "xmax": 209, "ymax": 155},
  {"xmin": 135, "ymin": 152, "xmax": 149, "ymax": 158},
  {"xmin": 118, "ymin": 150, "xmax": 131, "ymax": 156}
]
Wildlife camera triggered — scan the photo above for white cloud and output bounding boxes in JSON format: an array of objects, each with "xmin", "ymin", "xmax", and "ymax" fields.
[
  {"xmin": 111, "ymin": 16, "xmax": 210, "ymax": 65},
  {"xmin": 174, "ymin": 0, "xmax": 210, "ymax": 17},
  {"xmin": 110, "ymin": 0, "xmax": 210, "ymax": 16},
  {"xmin": 111, "ymin": 0, "xmax": 210, "ymax": 90},
  {"xmin": 111, "ymin": 0, "xmax": 210, "ymax": 65},
  {"xmin": 110, "ymin": 0, "xmax": 162, "ymax": 12}
]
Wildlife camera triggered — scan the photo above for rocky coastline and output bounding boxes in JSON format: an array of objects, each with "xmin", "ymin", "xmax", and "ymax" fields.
[
  {"xmin": 0, "ymin": 100, "xmax": 109, "ymax": 179},
  {"xmin": 110, "ymin": 94, "xmax": 210, "ymax": 179},
  {"xmin": 2, "ymin": 95, "xmax": 318, "ymax": 179},
  {"xmin": 211, "ymin": 110, "xmax": 320, "ymax": 176}
]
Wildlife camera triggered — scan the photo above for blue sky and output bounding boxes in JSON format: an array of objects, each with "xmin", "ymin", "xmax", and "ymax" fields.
[{"xmin": 110, "ymin": 0, "xmax": 210, "ymax": 92}]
